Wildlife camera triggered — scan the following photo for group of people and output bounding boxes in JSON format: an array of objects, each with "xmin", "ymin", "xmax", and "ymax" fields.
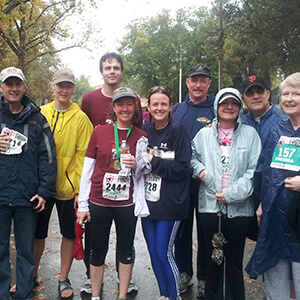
[{"xmin": 0, "ymin": 51, "xmax": 300, "ymax": 300}]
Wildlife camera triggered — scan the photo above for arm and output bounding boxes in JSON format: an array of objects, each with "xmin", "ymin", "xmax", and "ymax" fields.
[{"xmin": 77, "ymin": 156, "xmax": 96, "ymax": 225}]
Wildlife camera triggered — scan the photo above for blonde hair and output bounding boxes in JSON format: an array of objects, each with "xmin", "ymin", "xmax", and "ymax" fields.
[{"xmin": 279, "ymin": 72, "xmax": 300, "ymax": 95}]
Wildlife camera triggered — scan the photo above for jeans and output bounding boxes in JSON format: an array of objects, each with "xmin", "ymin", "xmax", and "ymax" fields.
[{"xmin": 0, "ymin": 206, "xmax": 36, "ymax": 300}]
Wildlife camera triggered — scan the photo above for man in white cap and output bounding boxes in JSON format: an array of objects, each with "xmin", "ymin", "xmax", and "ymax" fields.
[{"xmin": 0, "ymin": 66, "xmax": 57, "ymax": 300}]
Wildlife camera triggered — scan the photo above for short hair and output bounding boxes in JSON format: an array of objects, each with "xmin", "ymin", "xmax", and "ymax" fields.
[
  {"xmin": 99, "ymin": 52, "xmax": 123, "ymax": 73},
  {"xmin": 279, "ymin": 72, "xmax": 300, "ymax": 95}
]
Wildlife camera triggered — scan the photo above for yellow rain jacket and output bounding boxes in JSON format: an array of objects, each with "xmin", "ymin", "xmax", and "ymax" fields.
[{"xmin": 41, "ymin": 101, "xmax": 93, "ymax": 200}]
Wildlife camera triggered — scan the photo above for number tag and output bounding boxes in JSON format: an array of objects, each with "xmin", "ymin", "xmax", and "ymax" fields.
[
  {"xmin": 270, "ymin": 136, "xmax": 300, "ymax": 171},
  {"xmin": 1, "ymin": 127, "xmax": 27, "ymax": 155},
  {"xmin": 102, "ymin": 173, "xmax": 130, "ymax": 200},
  {"xmin": 145, "ymin": 173, "xmax": 162, "ymax": 202},
  {"xmin": 220, "ymin": 145, "xmax": 230, "ymax": 174}
]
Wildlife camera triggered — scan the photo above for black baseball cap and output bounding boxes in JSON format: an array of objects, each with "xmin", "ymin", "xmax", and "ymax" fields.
[
  {"xmin": 242, "ymin": 76, "xmax": 268, "ymax": 95},
  {"xmin": 187, "ymin": 65, "xmax": 211, "ymax": 78}
]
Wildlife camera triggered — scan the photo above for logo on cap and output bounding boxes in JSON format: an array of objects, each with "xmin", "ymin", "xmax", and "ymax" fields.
[{"xmin": 249, "ymin": 76, "xmax": 256, "ymax": 83}]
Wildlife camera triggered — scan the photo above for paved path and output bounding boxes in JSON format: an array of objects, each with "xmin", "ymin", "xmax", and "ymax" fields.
[{"xmin": 10, "ymin": 211, "xmax": 266, "ymax": 299}]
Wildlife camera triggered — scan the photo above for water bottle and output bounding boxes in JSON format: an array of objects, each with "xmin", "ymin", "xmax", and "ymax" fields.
[
  {"xmin": 120, "ymin": 140, "xmax": 131, "ymax": 176},
  {"xmin": 152, "ymin": 146, "xmax": 160, "ymax": 157}
]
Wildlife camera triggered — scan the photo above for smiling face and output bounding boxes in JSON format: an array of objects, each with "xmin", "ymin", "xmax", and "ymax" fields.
[
  {"xmin": 242, "ymin": 86, "xmax": 270, "ymax": 118},
  {"xmin": 147, "ymin": 92, "xmax": 172, "ymax": 129},
  {"xmin": 186, "ymin": 75, "xmax": 211, "ymax": 103},
  {"xmin": 218, "ymin": 97, "xmax": 240, "ymax": 125},
  {"xmin": 281, "ymin": 85, "xmax": 300, "ymax": 120},
  {"xmin": 0, "ymin": 77, "xmax": 26, "ymax": 105},
  {"xmin": 113, "ymin": 97, "xmax": 136, "ymax": 128},
  {"xmin": 101, "ymin": 58, "xmax": 123, "ymax": 87},
  {"xmin": 51, "ymin": 81, "xmax": 75, "ymax": 109}
]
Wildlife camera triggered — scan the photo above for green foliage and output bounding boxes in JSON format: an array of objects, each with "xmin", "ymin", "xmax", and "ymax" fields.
[{"xmin": 72, "ymin": 74, "xmax": 93, "ymax": 106}]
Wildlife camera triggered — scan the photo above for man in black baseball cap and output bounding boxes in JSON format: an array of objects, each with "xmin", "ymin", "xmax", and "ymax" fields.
[
  {"xmin": 172, "ymin": 64, "xmax": 215, "ymax": 298},
  {"xmin": 242, "ymin": 75, "xmax": 287, "ymax": 147}
]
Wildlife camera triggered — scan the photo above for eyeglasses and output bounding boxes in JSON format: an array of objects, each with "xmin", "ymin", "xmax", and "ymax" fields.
[{"xmin": 245, "ymin": 87, "xmax": 265, "ymax": 97}]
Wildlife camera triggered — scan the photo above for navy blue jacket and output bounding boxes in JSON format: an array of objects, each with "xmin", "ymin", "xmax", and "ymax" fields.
[
  {"xmin": 142, "ymin": 120, "xmax": 191, "ymax": 221},
  {"xmin": 245, "ymin": 119, "xmax": 300, "ymax": 278},
  {"xmin": 171, "ymin": 94, "xmax": 215, "ymax": 141},
  {"xmin": 242, "ymin": 104, "xmax": 288, "ymax": 147},
  {"xmin": 0, "ymin": 95, "xmax": 57, "ymax": 207}
]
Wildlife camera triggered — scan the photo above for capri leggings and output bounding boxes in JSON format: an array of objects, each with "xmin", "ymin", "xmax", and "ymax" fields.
[
  {"xmin": 89, "ymin": 202, "xmax": 137, "ymax": 267},
  {"xmin": 142, "ymin": 217, "xmax": 181, "ymax": 300}
]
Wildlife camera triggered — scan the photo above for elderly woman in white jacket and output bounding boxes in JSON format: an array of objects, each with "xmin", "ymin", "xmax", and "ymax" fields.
[{"xmin": 191, "ymin": 88, "xmax": 261, "ymax": 300}]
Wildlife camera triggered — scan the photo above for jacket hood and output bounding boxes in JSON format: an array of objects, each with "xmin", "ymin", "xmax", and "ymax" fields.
[
  {"xmin": 213, "ymin": 87, "xmax": 243, "ymax": 126},
  {"xmin": 184, "ymin": 93, "xmax": 215, "ymax": 108}
]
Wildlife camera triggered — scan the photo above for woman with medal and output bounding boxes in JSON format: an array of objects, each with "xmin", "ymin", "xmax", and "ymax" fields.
[
  {"xmin": 77, "ymin": 87, "xmax": 147, "ymax": 300},
  {"xmin": 246, "ymin": 73, "xmax": 300, "ymax": 299},
  {"xmin": 191, "ymin": 88, "xmax": 261, "ymax": 300},
  {"xmin": 142, "ymin": 86, "xmax": 191, "ymax": 300}
]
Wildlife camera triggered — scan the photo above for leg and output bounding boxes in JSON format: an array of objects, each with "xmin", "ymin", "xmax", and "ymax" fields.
[
  {"xmin": 33, "ymin": 239, "xmax": 45, "ymax": 278},
  {"xmin": 223, "ymin": 216, "xmax": 249, "ymax": 300},
  {"xmin": 291, "ymin": 261, "xmax": 300, "ymax": 300},
  {"xmin": 13, "ymin": 206, "xmax": 37, "ymax": 300},
  {"xmin": 89, "ymin": 203, "xmax": 113, "ymax": 297},
  {"xmin": 0, "ymin": 206, "xmax": 13, "ymax": 300},
  {"xmin": 264, "ymin": 259, "xmax": 290, "ymax": 300},
  {"xmin": 114, "ymin": 205, "xmax": 137, "ymax": 299}
]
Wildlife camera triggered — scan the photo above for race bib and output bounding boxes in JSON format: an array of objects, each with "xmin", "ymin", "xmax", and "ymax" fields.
[
  {"xmin": 102, "ymin": 173, "xmax": 130, "ymax": 200},
  {"xmin": 1, "ymin": 127, "xmax": 27, "ymax": 155},
  {"xmin": 145, "ymin": 173, "xmax": 162, "ymax": 202},
  {"xmin": 220, "ymin": 145, "xmax": 230, "ymax": 175},
  {"xmin": 270, "ymin": 136, "xmax": 300, "ymax": 171}
]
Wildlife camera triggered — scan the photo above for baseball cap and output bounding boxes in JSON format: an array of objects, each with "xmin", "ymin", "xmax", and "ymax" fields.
[
  {"xmin": 0, "ymin": 67, "xmax": 26, "ymax": 84},
  {"xmin": 113, "ymin": 87, "xmax": 136, "ymax": 102},
  {"xmin": 52, "ymin": 69, "xmax": 75, "ymax": 85},
  {"xmin": 216, "ymin": 88, "xmax": 242, "ymax": 106},
  {"xmin": 241, "ymin": 75, "xmax": 268, "ymax": 94},
  {"xmin": 187, "ymin": 65, "xmax": 211, "ymax": 78}
]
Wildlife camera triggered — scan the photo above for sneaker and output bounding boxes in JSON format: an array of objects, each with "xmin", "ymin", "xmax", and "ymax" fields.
[
  {"xmin": 179, "ymin": 272, "xmax": 193, "ymax": 294},
  {"xmin": 197, "ymin": 280, "xmax": 205, "ymax": 298},
  {"xmin": 117, "ymin": 278, "xmax": 138, "ymax": 294},
  {"xmin": 81, "ymin": 278, "xmax": 92, "ymax": 294}
]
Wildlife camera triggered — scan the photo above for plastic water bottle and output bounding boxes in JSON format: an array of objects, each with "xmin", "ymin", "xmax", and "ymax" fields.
[
  {"xmin": 152, "ymin": 146, "xmax": 160, "ymax": 157},
  {"xmin": 120, "ymin": 140, "xmax": 131, "ymax": 176}
]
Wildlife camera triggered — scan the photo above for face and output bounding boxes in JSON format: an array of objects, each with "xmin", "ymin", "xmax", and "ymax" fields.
[
  {"xmin": 281, "ymin": 85, "xmax": 300, "ymax": 119},
  {"xmin": 186, "ymin": 75, "xmax": 211, "ymax": 103},
  {"xmin": 101, "ymin": 58, "xmax": 123, "ymax": 86},
  {"xmin": 218, "ymin": 98, "xmax": 240, "ymax": 124},
  {"xmin": 113, "ymin": 97, "xmax": 136, "ymax": 125},
  {"xmin": 242, "ymin": 86, "xmax": 270, "ymax": 117},
  {"xmin": 147, "ymin": 93, "xmax": 172, "ymax": 124},
  {"xmin": 51, "ymin": 81, "xmax": 75, "ymax": 105},
  {"xmin": 0, "ymin": 77, "xmax": 26, "ymax": 104}
]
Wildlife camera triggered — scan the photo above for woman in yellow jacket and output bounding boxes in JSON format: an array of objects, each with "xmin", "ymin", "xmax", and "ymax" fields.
[{"xmin": 33, "ymin": 69, "xmax": 93, "ymax": 299}]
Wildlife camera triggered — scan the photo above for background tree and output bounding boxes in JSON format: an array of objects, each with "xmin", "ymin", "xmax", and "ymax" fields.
[{"xmin": 72, "ymin": 74, "xmax": 93, "ymax": 105}]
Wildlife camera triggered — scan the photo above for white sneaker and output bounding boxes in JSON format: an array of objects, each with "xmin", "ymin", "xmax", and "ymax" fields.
[
  {"xmin": 81, "ymin": 278, "xmax": 92, "ymax": 294},
  {"xmin": 117, "ymin": 278, "xmax": 138, "ymax": 294}
]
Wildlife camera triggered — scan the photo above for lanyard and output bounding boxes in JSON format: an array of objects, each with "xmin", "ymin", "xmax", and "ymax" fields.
[{"xmin": 114, "ymin": 123, "xmax": 132, "ymax": 159}]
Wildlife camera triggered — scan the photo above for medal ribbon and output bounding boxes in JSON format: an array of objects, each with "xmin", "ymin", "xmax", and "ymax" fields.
[{"xmin": 114, "ymin": 123, "xmax": 133, "ymax": 159}]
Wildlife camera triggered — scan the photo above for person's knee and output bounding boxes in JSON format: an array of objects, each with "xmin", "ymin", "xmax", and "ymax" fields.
[{"xmin": 118, "ymin": 249, "xmax": 134, "ymax": 264}]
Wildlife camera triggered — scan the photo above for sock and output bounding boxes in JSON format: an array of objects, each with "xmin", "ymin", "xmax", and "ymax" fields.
[{"xmin": 91, "ymin": 297, "xmax": 100, "ymax": 300}]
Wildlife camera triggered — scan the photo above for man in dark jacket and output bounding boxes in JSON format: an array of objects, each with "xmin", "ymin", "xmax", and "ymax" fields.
[
  {"xmin": 172, "ymin": 64, "xmax": 215, "ymax": 298},
  {"xmin": 0, "ymin": 67, "xmax": 56, "ymax": 300}
]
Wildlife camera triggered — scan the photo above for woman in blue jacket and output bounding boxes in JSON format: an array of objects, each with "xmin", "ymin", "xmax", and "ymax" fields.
[
  {"xmin": 142, "ymin": 86, "xmax": 191, "ymax": 300},
  {"xmin": 246, "ymin": 73, "xmax": 300, "ymax": 299},
  {"xmin": 191, "ymin": 88, "xmax": 261, "ymax": 300}
]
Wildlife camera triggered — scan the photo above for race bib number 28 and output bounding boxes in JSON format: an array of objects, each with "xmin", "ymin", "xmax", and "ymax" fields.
[{"xmin": 270, "ymin": 136, "xmax": 300, "ymax": 171}]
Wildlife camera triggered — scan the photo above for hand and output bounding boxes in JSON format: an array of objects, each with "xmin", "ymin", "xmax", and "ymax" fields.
[
  {"xmin": 30, "ymin": 194, "xmax": 46, "ymax": 212},
  {"xmin": 74, "ymin": 194, "xmax": 79, "ymax": 208},
  {"xmin": 199, "ymin": 170, "xmax": 205, "ymax": 182},
  {"xmin": 77, "ymin": 211, "xmax": 90, "ymax": 226},
  {"xmin": 148, "ymin": 150, "xmax": 153, "ymax": 162},
  {"xmin": 216, "ymin": 192, "xmax": 227, "ymax": 204},
  {"xmin": 256, "ymin": 202, "xmax": 262, "ymax": 227},
  {"xmin": 122, "ymin": 155, "xmax": 137, "ymax": 170},
  {"xmin": 0, "ymin": 134, "xmax": 11, "ymax": 152},
  {"xmin": 284, "ymin": 176, "xmax": 300, "ymax": 191}
]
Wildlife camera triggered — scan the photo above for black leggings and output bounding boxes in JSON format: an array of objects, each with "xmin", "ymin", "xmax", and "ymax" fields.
[{"xmin": 89, "ymin": 202, "xmax": 137, "ymax": 267}]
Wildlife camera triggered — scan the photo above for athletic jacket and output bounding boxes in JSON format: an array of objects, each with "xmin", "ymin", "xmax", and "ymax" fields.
[
  {"xmin": 41, "ymin": 101, "xmax": 93, "ymax": 200},
  {"xmin": 191, "ymin": 91, "xmax": 261, "ymax": 218},
  {"xmin": 0, "ymin": 95, "xmax": 57, "ymax": 206}
]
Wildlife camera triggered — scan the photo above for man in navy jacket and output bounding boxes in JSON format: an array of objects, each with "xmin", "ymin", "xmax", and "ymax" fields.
[
  {"xmin": 172, "ymin": 64, "xmax": 215, "ymax": 298},
  {"xmin": 0, "ymin": 67, "xmax": 56, "ymax": 300}
]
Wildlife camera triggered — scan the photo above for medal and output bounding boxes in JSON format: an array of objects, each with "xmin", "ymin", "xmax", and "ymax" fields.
[{"xmin": 113, "ymin": 160, "xmax": 121, "ymax": 170}]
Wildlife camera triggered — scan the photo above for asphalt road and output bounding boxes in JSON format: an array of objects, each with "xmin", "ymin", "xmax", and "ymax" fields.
[{"xmin": 10, "ymin": 210, "xmax": 266, "ymax": 300}]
